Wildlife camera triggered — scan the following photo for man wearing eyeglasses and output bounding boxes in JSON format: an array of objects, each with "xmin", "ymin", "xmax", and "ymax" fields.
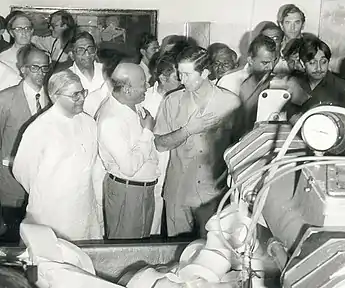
[
  {"xmin": 0, "ymin": 44, "xmax": 50, "ymax": 242},
  {"xmin": 207, "ymin": 43, "xmax": 238, "ymax": 84},
  {"xmin": 0, "ymin": 12, "xmax": 34, "ymax": 73},
  {"xmin": 68, "ymin": 31, "xmax": 105, "ymax": 93},
  {"xmin": 13, "ymin": 70, "xmax": 102, "ymax": 241}
]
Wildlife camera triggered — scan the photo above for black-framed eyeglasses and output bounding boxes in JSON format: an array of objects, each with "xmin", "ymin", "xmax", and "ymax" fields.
[
  {"xmin": 74, "ymin": 46, "xmax": 97, "ymax": 56},
  {"xmin": 58, "ymin": 89, "xmax": 88, "ymax": 102},
  {"xmin": 25, "ymin": 65, "xmax": 50, "ymax": 73},
  {"xmin": 12, "ymin": 26, "xmax": 33, "ymax": 33}
]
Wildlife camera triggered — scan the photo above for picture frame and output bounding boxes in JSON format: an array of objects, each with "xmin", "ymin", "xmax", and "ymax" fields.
[
  {"xmin": 11, "ymin": 6, "xmax": 158, "ymax": 57},
  {"xmin": 184, "ymin": 22, "xmax": 211, "ymax": 49}
]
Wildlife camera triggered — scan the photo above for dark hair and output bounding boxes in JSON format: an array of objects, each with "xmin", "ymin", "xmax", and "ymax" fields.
[
  {"xmin": 207, "ymin": 42, "xmax": 237, "ymax": 61},
  {"xmin": 152, "ymin": 53, "xmax": 177, "ymax": 84},
  {"xmin": 137, "ymin": 32, "xmax": 157, "ymax": 52},
  {"xmin": 17, "ymin": 44, "xmax": 49, "ymax": 70},
  {"xmin": 0, "ymin": 16, "xmax": 6, "ymax": 30},
  {"xmin": 176, "ymin": 46, "xmax": 210, "ymax": 73},
  {"xmin": 260, "ymin": 22, "xmax": 284, "ymax": 38},
  {"xmin": 69, "ymin": 31, "xmax": 96, "ymax": 51},
  {"xmin": 299, "ymin": 37, "xmax": 331, "ymax": 63},
  {"xmin": 248, "ymin": 35, "xmax": 276, "ymax": 57},
  {"xmin": 160, "ymin": 35, "xmax": 197, "ymax": 57},
  {"xmin": 49, "ymin": 10, "xmax": 76, "ymax": 45},
  {"xmin": 280, "ymin": 4, "xmax": 306, "ymax": 24},
  {"xmin": 282, "ymin": 38, "xmax": 304, "ymax": 59}
]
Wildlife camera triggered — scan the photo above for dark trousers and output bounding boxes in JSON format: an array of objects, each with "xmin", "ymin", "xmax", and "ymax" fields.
[{"xmin": 103, "ymin": 174, "xmax": 155, "ymax": 239}]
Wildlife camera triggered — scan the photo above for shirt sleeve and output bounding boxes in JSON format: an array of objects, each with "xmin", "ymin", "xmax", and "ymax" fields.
[
  {"xmin": 154, "ymin": 97, "xmax": 173, "ymax": 135},
  {"xmin": 12, "ymin": 125, "xmax": 44, "ymax": 193},
  {"xmin": 99, "ymin": 118, "xmax": 155, "ymax": 177},
  {"xmin": 0, "ymin": 96, "xmax": 8, "ymax": 152}
]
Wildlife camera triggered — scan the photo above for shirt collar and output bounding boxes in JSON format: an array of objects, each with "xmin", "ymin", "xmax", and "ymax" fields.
[{"xmin": 23, "ymin": 80, "xmax": 42, "ymax": 97}]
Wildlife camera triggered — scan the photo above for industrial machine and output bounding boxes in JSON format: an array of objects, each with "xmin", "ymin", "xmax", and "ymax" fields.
[{"xmin": 2, "ymin": 105, "xmax": 345, "ymax": 288}]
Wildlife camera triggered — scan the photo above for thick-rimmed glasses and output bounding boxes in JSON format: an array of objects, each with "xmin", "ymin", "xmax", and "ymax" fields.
[
  {"xmin": 74, "ymin": 46, "xmax": 97, "ymax": 56},
  {"xmin": 25, "ymin": 65, "xmax": 50, "ymax": 73},
  {"xmin": 12, "ymin": 26, "xmax": 33, "ymax": 34},
  {"xmin": 58, "ymin": 89, "xmax": 88, "ymax": 102}
]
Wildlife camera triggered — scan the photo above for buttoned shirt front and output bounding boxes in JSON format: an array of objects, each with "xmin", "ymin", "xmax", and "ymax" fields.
[
  {"xmin": 97, "ymin": 96, "xmax": 159, "ymax": 182},
  {"xmin": 154, "ymin": 84, "xmax": 238, "ymax": 207},
  {"xmin": 70, "ymin": 62, "xmax": 105, "ymax": 93},
  {"xmin": 23, "ymin": 81, "xmax": 46, "ymax": 115}
]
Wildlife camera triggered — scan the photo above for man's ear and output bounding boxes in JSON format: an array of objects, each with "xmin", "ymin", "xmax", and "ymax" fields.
[
  {"xmin": 19, "ymin": 66, "xmax": 26, "ymax": 77},
  {"xmin": 301, "ymin": 22, "xmax": 305, "ymax": 32},
  {"xmin": 278, "ymin": 21, "xmax": 283, "ymax": 31},
  {"xmin": 158, "ymin": 74, "xmax": 167, "ymax": 84},
  {"xmin": 140, "ymin": 48, "xmax": 146, "ymax": 58},
  {"xmin": 68, "ymin": 51, "xmax": 75, "ymax": 61},
  {"xmin": 201, "ymin": 68, "xmax": 210, "ymax": 79},
  {"xmin": 247, "ymin": 56, "xmax": 254, "ymax": 66},
  {"xmin": 9, "ymin": 30, "xmax": 14, "ymax": 39}
]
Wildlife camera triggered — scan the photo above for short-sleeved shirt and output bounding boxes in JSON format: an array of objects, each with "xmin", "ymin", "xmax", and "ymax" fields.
[{"xmin": 154, "ymin": 83, "xmax": 239, "ymax": 207}]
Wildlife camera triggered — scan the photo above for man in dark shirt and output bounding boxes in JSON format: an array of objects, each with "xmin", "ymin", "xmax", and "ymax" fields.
[{"xmin": 289, "ymin": 37, "xmax": 345, "ymax": 119}]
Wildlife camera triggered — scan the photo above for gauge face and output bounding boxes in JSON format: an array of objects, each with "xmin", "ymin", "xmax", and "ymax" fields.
[{"xmin": 302, "ymin": 114, "xmax": 339, "ymax": 151}]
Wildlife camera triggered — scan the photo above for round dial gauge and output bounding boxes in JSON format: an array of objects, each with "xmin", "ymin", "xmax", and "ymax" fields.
[{"xmin": 301, "ymin": 113, "xmax": 340, "ymax": 152}]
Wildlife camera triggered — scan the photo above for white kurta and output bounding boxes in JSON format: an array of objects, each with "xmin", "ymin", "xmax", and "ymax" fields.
[{"xmin": 13, "ymin": 105, "xmax": 102, "ymax": 241}]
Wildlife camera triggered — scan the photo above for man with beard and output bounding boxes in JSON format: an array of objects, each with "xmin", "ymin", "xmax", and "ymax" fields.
[
  {"xmin": 238, "ymin": 35, "xmax": 277, "ymax": 134},
  {"xmin": 0, "ymin": 44, "xmax": 50, "ymax": 241}
]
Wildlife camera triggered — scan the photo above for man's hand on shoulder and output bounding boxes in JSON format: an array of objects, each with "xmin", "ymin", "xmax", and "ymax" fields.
[{"xmin": 139, "ymin": 108, "xmax": 154, "ymax": 131}]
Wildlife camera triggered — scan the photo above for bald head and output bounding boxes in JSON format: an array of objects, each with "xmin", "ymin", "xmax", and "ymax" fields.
[{"xmin": 110, "ymin": 63, "xmax": 147, "ymax": 105}]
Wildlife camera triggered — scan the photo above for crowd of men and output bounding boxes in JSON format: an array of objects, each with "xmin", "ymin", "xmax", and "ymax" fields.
[{"xmin": 0, "ymin": 3, "xmax": 344, "ymax": 243}]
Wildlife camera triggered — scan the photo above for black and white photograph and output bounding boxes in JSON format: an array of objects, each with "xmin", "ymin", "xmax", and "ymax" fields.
[{"xmin": 0, "ymin": 1, "xmax": 344, "ymax": 287}]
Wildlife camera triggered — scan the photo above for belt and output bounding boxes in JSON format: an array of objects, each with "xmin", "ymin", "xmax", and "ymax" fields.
[{"xmin": 109, "ymin": 174, "xmax": 157, "ymax": 187}]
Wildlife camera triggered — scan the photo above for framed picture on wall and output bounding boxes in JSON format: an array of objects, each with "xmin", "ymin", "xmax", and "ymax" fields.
[
  {"xmin": 184, "ymin": 22, "xmax": 211, "ymax": 49},
  {"xmin": 11, "ymin": 6, "xmax": 158, "ymax": 58}
]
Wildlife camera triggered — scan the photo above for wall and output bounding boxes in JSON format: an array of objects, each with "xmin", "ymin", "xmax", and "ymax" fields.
[{"xmin": 0, "ymin": 0, "xmax": 322, "ymax": 55}]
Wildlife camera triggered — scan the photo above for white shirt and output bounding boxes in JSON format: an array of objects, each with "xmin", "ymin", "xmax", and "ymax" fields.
[
  {"xmin": 0, "ymin": 61, "xmax": 21, "ymax": 91},
  {"xmin": 13, "ymin": 105, "xmax": 101, "ymax": 241},
  {"xmin": 97, "ymin": 96, "xmax": 159, "ymax": 182},
  {"xmin": 69, "ymin": 62, "xmax": 105, "ymax": 93},
  {"xmin": 217, "ymin": 64, "xmax": 251, "ymax": 95},
  {"xmin": 23, "ymin": 81, "xmax": 46, "ymax": 115},
  {"xmin": 0, "ymin": 46, "xmax": 20, "ymax": 73},
  {"xmin": 83, "ymin": 81, "xmax": 110, "ymax": 118},
  {"xmin": 139, "ymin": 60, "xmax": 151, "ymax": 83},
  {"xmin": 140, "ymin": 82, "xmax": 163, "ymax": 118}
]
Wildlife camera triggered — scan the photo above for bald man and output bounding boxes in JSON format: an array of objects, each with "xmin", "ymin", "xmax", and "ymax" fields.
[{"xmin": 97, "ymin": 63, "xmax": 159, "ymax": 239}]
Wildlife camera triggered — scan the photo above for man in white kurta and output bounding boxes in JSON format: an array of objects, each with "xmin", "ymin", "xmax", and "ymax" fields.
[{"xmin": 13, "ymin": 70, "xmax": 101, "ymax": 241}]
